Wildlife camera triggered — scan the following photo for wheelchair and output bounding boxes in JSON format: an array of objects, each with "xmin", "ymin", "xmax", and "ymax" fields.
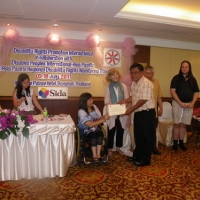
[{"xmin": 75, "ymin": 124, "xmax": 108, "ymax": 166}]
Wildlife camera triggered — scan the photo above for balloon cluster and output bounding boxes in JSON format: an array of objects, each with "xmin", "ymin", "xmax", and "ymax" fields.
[
  {"xmin": 4, "ymin": 29, "xmax": 20, "ymax": 42},
  {"xmin": 122, "ymin": 37, "xmax": 136, "ymax": 57},
  {"xmin": 86, "ymin": 33, "xmax": 100, "ymax": 47}
]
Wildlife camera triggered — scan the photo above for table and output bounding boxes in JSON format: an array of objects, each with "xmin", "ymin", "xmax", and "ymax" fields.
[{"xmin": 0, "ymin": 115, "xmax": 76, "ymax": 181}]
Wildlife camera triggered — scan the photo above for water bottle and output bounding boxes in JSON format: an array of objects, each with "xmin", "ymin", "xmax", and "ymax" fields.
[{"xmin": 43, "ymin": 107, "xmax": 48, "ymax": 122}]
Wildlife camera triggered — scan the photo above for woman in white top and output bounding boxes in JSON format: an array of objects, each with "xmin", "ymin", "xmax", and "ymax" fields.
[
  {"xmin": 104, "ymin": 68, "xmax": 129, "ymax": 156},
  {"xmin": 13, "ymin": 73, "xmax": 43, "ymax": 114}
]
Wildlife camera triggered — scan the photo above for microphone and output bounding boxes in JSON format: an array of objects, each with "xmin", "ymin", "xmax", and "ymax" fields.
[{"xmin": 21, "ymin": 91, "xmax": 28, "ymax": 105}]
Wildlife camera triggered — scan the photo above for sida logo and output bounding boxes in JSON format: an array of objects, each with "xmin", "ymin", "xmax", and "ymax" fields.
[
  {"xmin": 50, "ymin": 89, "xmax": 67, "ymax": 97},
  {"xmin": 38, "ymin": 87, "xmax": 68, "ymax": 99},
  {"xmin": 38, "ymin": 88, "xmax": 49, "ymax": 98}
]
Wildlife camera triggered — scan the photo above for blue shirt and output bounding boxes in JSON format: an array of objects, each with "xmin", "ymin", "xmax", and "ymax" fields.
[{"xmin": 78, "ymin": 105, "xmax": 101, "ymax": 137}]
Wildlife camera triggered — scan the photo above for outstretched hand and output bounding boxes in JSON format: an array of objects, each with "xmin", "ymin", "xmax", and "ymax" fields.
[
  {"xmin": 103, "ymin": 113, "xmax": 110, "ymax": 120},
  {"xmin": 117, "ymin": 100, "xmax": 126, "ymax": 104}
]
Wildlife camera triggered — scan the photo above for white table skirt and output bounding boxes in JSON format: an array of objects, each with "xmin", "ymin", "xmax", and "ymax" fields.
[{"xmin": 0, "ymin": 115, "xmax": 76, "ymax": 181}]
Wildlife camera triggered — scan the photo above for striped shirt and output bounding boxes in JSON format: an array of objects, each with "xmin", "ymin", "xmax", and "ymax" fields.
[{"xmin": 131, "ymin": 76, "xmax": 155, "ymax": 112}]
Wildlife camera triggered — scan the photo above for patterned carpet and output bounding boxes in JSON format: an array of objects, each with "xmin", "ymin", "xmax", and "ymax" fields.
[{"xmin": 1, "ymin": 133, "xmax": 200, "ymax": 200}]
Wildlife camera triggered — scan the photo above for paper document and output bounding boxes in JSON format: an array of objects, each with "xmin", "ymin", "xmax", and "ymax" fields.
[{"xmin": 107, "ymin": 104, "xmax": 126, "ymax": 116}]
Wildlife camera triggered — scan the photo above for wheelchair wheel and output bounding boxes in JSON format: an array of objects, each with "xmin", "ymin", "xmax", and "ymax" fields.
[
  {"xmin": 75, "ymin": 125, "xmax": 83, "ymax": 167},
  {"xmin": 75, "ymin": 125, "xmax": 109, "ymax": 166}
]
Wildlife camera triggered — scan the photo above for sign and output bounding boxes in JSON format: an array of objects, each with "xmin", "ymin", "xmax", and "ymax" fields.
[
  {"xmin": 103, "ymin": 48, "xmax": 121, "ymax": 67},
  {"xmin": 38, "ymin": 87, "xmax": 68, "ymax": 99}
]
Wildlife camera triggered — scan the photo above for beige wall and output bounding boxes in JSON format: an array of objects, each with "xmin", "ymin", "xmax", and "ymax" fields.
[{"xmin": 150, "ymin": 47, "xmax": 200, "ymax": 97}]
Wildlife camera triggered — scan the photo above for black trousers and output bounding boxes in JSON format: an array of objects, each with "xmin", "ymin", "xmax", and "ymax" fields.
[
  {"xmin": 133, "ymin": 109, "xmax": 156, "ymax": 162},
  {"xmin": 87, "ymin": 130, "xmax": 103, "ymax": 147},
  {"xmin": 108, "ymin": 117, "xmax": 124, "ymax": 149}
]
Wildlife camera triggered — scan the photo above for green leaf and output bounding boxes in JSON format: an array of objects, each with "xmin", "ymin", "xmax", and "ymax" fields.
[
  {"xmin": 0, "ymin": 131, "xmax": 9, "ymax": 140},
  {"xmin": 22, "ymin": 127, "xmax": 29, "ymax": 139},
  {"xmin": 9, "ymin": 128, "xmax": 17, "ymax": 136}
]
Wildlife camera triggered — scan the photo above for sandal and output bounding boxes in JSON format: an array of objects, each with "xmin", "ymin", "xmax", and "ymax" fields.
[{"xmin": 93, "ymin": 158, "xmax": 99, "ymax": 163}]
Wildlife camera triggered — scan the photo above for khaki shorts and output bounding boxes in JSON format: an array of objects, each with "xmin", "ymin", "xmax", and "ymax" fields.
[{"xmin": 172, "ymin": 100, "xmax": 193, "ymax": 125}]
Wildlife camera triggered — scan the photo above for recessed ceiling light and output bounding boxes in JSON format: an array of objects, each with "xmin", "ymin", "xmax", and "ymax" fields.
[
  {"xmin": 54, "ymin": 24, "xmax": 58, "ymax": 28},
  {"xmin": 6, "ymin": 23, "xmax": 11, "ymax": 26}
]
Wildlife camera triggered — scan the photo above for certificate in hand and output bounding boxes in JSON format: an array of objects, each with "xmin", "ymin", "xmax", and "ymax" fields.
[{"xmin": 107, "ymin": 104, "xmax": 126, "ymax": 116}]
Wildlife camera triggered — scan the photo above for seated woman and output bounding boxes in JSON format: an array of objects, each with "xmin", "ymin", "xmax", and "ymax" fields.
[
  {"xmin": 78, "ymin": 92, "xmax": 110, "ymax": 162},
  {"xmin": 13, "ymin": 73, "xmax": 43, "ymax": 114}
]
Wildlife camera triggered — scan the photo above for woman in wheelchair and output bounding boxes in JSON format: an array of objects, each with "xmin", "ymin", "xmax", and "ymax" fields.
[{"xmin": 78, "ymin": 92, "xmax": 110, "ymax": 162}]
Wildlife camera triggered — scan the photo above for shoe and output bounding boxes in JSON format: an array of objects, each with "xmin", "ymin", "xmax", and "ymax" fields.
[
  {"xmin": 179, "ymin": 140, "xmax": 187, "ymax": 151},
  {"xmin": 172, "ymin": 140, "xmax": 178, "ymax": 151},
  {"xmin": 99, "ymin": 157, "xmax": 108, "ymax": 163},
  {"xmin": 127, "ymin": 156, "xmax": 139, "ymax": 162},
  {"xmin": 133, "ymin": 160, "xmax": 150, "ymax": 167},
  {"xmin": 92, "ymin": 158, "xmax": 99, "ymax": 163},
  {"xmin": 152, "ymin": 149, "xmax": 162, "ymax": 155},
  {"xmin": 179, "ymin": 144, "xmax": 187, "ymax": 151}
]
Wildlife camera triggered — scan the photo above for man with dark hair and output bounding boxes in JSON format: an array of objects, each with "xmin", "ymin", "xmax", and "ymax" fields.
[
  {"xmin": 144, "ymin": 66, "xmax": 163, "ymax": 155},
  {"xmin": 119, "ymin": 63, "xmax": 155, "ymax": 166}
]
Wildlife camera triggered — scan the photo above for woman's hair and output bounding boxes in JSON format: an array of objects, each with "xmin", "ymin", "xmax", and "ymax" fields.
[
  {"xmin": 105, "ymin": 68, "xmax": 121, "ymax": 82},
  {"xmin": 79, "ymin": 92, "xmax": 94, "ymax": 114},
  {"xmin": 178, "ymin": 60, "xmax": 193, "ymax": 78},
  {"xmin": 15, "ymin": 73, "xmax": 30, "ymax": 99},
  {"xmin": 178, "ymin": 60, "xmax": 196, "ymax": 88}
]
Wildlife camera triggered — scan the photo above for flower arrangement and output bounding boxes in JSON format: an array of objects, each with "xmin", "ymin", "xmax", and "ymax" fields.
[{"xmin": 0, "ymin": 109, "xmax": 38, "ymax": 140}]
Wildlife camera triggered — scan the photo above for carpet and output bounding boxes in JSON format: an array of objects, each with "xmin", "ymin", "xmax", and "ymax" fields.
[{"xmin": 1, "ymin": 133, "xmax": 200, "ymax": 200}]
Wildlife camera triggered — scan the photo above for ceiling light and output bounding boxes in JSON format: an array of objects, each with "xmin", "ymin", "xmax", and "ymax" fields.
[
  {"xmin": 54, "ymin": 24, "xmax": 58, "ymax": 28},
  {"xmin": 6, "ymin": 23, "xmax": 11, "ymax": 26}
]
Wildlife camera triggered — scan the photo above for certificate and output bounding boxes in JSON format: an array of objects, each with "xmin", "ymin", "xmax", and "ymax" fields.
[{"xmin": 107, "ymin": 104, "xmax": 126, "ymax": 116}]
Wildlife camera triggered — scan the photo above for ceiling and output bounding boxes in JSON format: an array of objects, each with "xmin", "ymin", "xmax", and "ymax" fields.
[{"xmin": 1, "ymin": 0, "xmax": 200, "ymax": 43}]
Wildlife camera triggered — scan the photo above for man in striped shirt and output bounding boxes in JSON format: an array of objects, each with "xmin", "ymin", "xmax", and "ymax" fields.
[{"xmin": 120, "ymin": 63, "xmax": 155, "ymax": 167}]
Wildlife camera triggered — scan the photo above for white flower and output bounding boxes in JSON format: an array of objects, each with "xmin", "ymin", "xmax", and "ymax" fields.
[{"xmin": 16, "ymin": 115, "xmax": 25, "ymax": 132}]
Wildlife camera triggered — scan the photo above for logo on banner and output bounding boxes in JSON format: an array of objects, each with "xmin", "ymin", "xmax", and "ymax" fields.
[
  {"xmin": 38, "ymin": 88, "xmax": 49, "ymax": 98},
  {"xmin": 38, "ymin": 87, "xmax": 68, "ymax": 99},
  {"xmin": 104, "ymin": 48, "xmax": 121, "ymax": 67}
]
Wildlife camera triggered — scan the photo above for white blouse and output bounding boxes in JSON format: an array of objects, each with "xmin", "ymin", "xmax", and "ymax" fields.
[
  {"xmin": 18, "ymin": 88, "xmax": 35, "ymax": 111},
  {"xmin": 104, "ymin": 83, "xmax": 129, "ymax": 130}
]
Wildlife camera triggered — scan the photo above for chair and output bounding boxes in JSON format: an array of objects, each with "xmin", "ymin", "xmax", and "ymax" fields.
[
  {"xmin": 75, "ymin": 124, "xmax": 108, "ymax": 166},
  {"xmin": 158, "ymin": 102, "xmax": 187, "ymax": 146},
  {"xmin": 157, "ymin": 102, "xmax": 174, "ymax": 146},
  {"xmin": 188, "ymin": 108, "xmax": 200, "ymax": 146}
]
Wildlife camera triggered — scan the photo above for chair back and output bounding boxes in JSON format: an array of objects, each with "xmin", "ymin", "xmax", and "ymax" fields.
[
  {"xmin": 158, "ymin": 102, "xmax": 173, "ymax": 122},
  {"xmin": 193, "ymin": 108, "xmax": 200, "ymax": 117}
]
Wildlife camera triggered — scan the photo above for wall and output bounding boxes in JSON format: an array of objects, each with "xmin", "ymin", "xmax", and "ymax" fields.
[{"xmin": 151, "ymin": 47, "xmax": 200, "ymax": 97}]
